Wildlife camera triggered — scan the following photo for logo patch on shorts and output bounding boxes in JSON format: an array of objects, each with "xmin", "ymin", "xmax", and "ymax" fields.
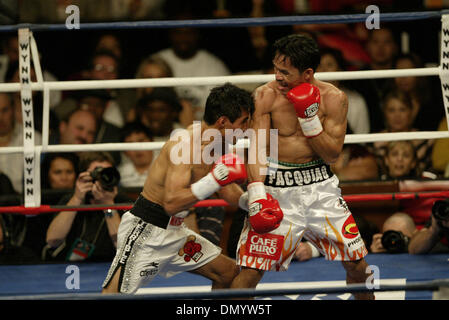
[
  {"xmin": 178, "ymin": 235, "xmax": 203, "ymax": 262},
  {"xmin": 342, "ymin": 215, "xmax": 359, "ymax": 239},
  {"xmin": 246, "ymin": 231, "xmax": 284, "ymax": 260},
  {"xmin": 139, "ymin": 262, "xmax": 159, "ymax": 277}
]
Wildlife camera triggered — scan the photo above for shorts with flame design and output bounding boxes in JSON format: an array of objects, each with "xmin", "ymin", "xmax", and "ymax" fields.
[{"xmin": 237, "ymin": 160, "xmax": 368, "ymax": 272}]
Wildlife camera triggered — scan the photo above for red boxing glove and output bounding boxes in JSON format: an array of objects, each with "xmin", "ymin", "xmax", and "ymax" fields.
[
  {"xmin": 287, "ymin": 83, "xmax": 323, "ymax": 138},
  {"xmin": 212, "ymin": 153, "xmax": 247, "ymax": 186},
  {"xmin": 247, "ymin": 182, "xmax": 283, "ymax": 234},
  {"xmin": 191, "ymin": 153, "xmax": 247, "ymax": 200},
  {"xmin": 249, "ymin": 193, "xmax": 284, "ymax": 234}
]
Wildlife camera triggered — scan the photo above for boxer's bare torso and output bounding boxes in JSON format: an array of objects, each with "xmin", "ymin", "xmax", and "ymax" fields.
[
  {"xmin": 141, "ymin": 122, "xmax": 246, "ymax": 214},
  {"xmin": 253, "ymin": 78, "xmax": 347, "ymax": 166}
]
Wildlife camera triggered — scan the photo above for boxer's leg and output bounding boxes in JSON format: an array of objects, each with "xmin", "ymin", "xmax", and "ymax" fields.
[
  {"xmin": 230, "ymin": 266, "xmax": 264, "ymax": 289},
  {"xmin": 342, "ymin": 258, "xmax": 375, "ymax": 300},
  {"xmin": 191, "ymin": 253, "xmax": 240, "ymax": 289},
  {"xmin": 102, "ymin": 266, "xmax": 122, "ymax": 293}
]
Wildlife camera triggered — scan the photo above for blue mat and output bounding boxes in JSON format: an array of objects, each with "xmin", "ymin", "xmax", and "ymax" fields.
[{"xmin": 0, "ymin": 253, "xmax": 448, "ymax": 299}]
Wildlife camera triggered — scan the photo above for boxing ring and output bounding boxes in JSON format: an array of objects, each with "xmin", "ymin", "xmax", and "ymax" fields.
[{"xmin": 1, "ymin": 10, "xmax": 449, "ymax": 301}]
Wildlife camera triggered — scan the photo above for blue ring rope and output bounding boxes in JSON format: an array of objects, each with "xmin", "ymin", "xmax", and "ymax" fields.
[
  {"xmin": 0, "ymin": 279, "xmax": 447, "ymax": 300},
  {"xmin": 0, "ymin": 10, "xmax": 447, "ymax": 32}
]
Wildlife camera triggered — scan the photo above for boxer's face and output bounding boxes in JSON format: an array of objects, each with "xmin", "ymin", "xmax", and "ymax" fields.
[{"xmin": 273, "ymin": 54, "xmax": 309, "ymax": 95}]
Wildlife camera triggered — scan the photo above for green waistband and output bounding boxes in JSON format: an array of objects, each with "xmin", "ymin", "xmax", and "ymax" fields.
[{"xmin": 267, "ymin": 158, "xmax": 324, "ymax": 168}]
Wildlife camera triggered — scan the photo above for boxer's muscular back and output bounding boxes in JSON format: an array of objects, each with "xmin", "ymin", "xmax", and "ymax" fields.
[{"xmin": 259, "ymin": 80, "xmax": 345, "ymax": 164}]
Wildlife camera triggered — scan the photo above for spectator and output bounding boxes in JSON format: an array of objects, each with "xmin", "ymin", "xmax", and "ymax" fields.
[
  {"xmin": 0, "ymin": 214, "xmax": 41, "ymax": 264},
  {"xmin": 371, "ymin": 90, "xmax": 434, "ymax": 176},
  {"xmin": 129, "ymin": 55, "xmax": 194, "ymax": 127},
  {"xmin": 0, "ymin": 92, "xmax": 42, "ymax": 194},
  {"xmin": 13, "ymin": 153, "xmax": 80, "ymax": 260},
  {"xmin": 118, "ymin": 122, "xmax": 154, "ymax": 188},
  {"xmin": 135, "ymin": 88, "xmax": 184, "ymax": 142},
  {"xmin": 381, "ymin": 141, "xmax": 417, "ymax": 180},
  {"xmin": 353, "ymin": 27, "xmax": 399, "ymax": 133},
  {"xmin": 0, "ymin": 171, "xmax": 40, "ymax": 264},
  {"xmin": 55, "ymin": 49, "xmax": 126, "ymax": 128},
  {"xmin": 393, "ymin": 53, "xmax": 443, "ymax": 131},
  {"xmin": 44, "ymin": 152, "xmax": 131, "ymax": 262},
  {"xmin": 40, "ymin": 153, "xmax": 79, "ymax": 203},
  {"xmin": 76, "ymin": 90, "xmax": 122, "ymax": 165},
  {"xmin": 370, "ymin": 212, "xmax": 417, "ymax": 253},
  {"xmin": 408, "ymin": 198, "xmax": 449, "ymax": 255},
  {"xmin": 317, "ymin": 47, "xmax": 370, "ymax": 134},
  {"xmin": 51, "ymin": 107, "xmax": 97, "ymax": 145},
  {"xmin": 0, "ymin": 35, "xmax": 18, "ymax": 82},
  {"xmin": 154, "ymin": 12, "xmax": 231, "ymax": 120}
]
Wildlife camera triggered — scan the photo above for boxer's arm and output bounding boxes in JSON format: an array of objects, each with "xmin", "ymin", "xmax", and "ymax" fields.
[
  {"xmin": 163, "ymin": 161, "xmax": 198, "ymax": 215},
  {"xmin": 248, "ymin": 86, "xmax": 274, "ymax": 183},
  {"xmin": 307, "ymin": 90, "xmax": 347, "ymax": 164},
  {"xmin": 217, "ymin": 183, "xmax": 245, "ymax": 209}
]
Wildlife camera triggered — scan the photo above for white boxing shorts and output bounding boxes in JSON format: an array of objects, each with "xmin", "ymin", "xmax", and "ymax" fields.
[
  {"xmin": 237, "ymin": 159, "xmax": 368, "ymax": 272},
  {"xmin": 102, "ymin": 195, "xmax": 221, "ymax": 294}
]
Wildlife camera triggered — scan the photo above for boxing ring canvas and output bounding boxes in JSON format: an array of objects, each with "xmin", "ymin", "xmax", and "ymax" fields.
[{"xmin": 0, "ymin": 253, "xmax": 447, "ymax": 300}]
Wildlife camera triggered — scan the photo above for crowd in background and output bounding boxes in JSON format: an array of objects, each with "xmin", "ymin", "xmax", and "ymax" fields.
[{"xmin": 0, "ymin": 1, "xmax": 449, "ymax": 264}]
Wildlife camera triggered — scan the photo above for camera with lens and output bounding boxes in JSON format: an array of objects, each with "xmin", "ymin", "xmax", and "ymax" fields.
[
  {"xmin": 432, "ymin": 199, "xmax": 449, "ymax": 222},
  {"xmin": 381, "ymin": 230, "xmax": 409, "ymax": 253},
  {"xmin": 90, "ymin": 166, "xmax": 121, "ymax": 192}
]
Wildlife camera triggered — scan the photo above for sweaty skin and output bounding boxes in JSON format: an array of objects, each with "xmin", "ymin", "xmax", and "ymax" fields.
[{"xmin": 248, "ymin": 54, "xmax": 348, "ymax": 183}]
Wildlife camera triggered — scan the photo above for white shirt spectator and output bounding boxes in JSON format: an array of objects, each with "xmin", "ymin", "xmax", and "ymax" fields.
[
  {"xmin": 118, "ymin": 158, "xmax": 149, "ymax": 188},
  {"xmin": 155, "ymin": 49, "xmax": 231, "ymax": 120},
  {"xmin": 342, "ymin": 87, "xmax": 371, "ymax": 134}
]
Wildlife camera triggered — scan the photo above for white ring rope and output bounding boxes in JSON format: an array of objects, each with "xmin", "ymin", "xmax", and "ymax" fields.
[{"xmin": 0, "ymin": 67, "xmax": 440, "ymax": 93}]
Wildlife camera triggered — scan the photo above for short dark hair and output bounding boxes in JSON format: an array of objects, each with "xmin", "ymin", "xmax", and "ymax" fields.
[
  {"xmin": 273, "ymin": 34, "xmax": 321, "ymax": 72},
  {"xmin": 78, "ymin": 152, "xmax": 115, "ymax": 173},
  {"xmin": 203, "ymin": 83, "xmax": 254, "ymax": 125},
  {"xmin": 120, "ymin": 121, "xmax": 153, "ymax": 142},
  {"xmin": 136, "ymin": 87, "xmax": 183, "ymax": 113}
]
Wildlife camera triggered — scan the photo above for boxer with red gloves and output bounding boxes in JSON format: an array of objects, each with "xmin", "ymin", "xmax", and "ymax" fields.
[
  {"xmin": 102, "ymin": 83, "xmax": 253, "ymax": 295},
  {"xmin": 230, "ymin": 34, "xmax": 373, "ymax": 300},
  {"xmin": 287, "ymin": 83, "xmax": 323, "ymax": 138}
]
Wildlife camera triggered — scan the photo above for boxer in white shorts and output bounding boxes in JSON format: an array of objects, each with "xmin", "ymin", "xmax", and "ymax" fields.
[
  {"xmin": 102, "ymin": 196, "xmax": 223, "ymax": 294},
  {"xmin": 236, "ymin": 159, "xmax": 368, "ymax": 273},
  {"xmin": 102, "ymin": 83, "xmax": 253, "ymax": 294},
  {"xmin": 230, "ymin": 34, "xmax": 374, "ymax": 300}
]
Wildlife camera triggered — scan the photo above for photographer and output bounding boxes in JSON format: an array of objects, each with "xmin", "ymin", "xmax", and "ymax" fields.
[
  {"xmin": 408, "ymin": 199, "xmax": 449, "ymax": 254},
  {"xmin": 370, "ymin": 212, "xmax": 418, "ymax": 254},
  {"xmin": 44, "ymin": 152, "xmax": 131, "ymax": 262}
]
